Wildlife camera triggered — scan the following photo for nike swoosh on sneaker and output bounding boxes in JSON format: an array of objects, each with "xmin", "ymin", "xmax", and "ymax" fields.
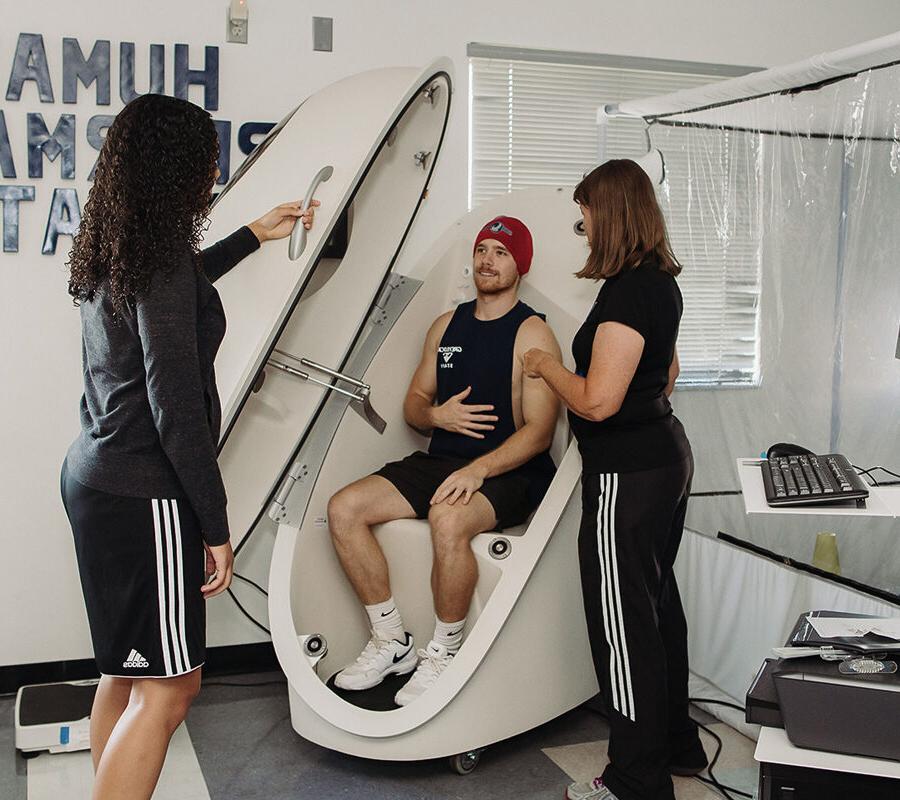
[{"xmin": 393, "ymin": 647, "xmax": 413, "ymax": 663}]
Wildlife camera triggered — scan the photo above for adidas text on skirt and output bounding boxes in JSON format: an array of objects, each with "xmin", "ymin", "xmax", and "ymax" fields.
[{"xmin": 61, "ymin": 460, "xmax": 206, "ymax": 678}]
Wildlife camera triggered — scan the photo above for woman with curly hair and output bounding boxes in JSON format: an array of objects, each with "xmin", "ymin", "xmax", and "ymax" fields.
[{"xmin": 60, "ymin": 93, "xmax": 315, "ymax": 799}]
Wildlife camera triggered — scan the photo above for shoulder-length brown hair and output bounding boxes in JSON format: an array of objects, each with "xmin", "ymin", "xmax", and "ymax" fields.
[{"xmin": 573, "ymin": 158, "xmax": 680, "ymax": 280}]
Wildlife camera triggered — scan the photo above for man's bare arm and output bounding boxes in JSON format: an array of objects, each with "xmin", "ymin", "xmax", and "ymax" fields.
[{"xmin": 402, "ymin": 312, "xmax": 449, "ymax": 433}]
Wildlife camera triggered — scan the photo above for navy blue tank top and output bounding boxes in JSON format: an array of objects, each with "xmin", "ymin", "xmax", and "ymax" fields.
[{"xmin": 428, "ymin": 301, "xmax": 556, "ymax": 492}]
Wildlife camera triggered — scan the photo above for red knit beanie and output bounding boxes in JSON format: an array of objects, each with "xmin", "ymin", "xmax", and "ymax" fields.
[{"xmin": 473, "ymin": 216, "xmax": 534, "ymax": 275}]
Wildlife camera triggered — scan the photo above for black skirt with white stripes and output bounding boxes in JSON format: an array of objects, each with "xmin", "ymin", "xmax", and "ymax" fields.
[{"xmin": 61, "ymin": 460, "xmax": 206, "ymax": 678}]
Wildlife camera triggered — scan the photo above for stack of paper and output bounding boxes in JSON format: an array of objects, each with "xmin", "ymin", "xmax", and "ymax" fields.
[{"xmin": 806, "ymin": 616, "xmax": 900, "ymax": 640}]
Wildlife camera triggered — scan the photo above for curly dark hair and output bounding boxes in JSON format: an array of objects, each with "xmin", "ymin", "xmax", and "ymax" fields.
[{"xmin": 67, "ymin": 94, "xmax": 219, "ymax": 312}]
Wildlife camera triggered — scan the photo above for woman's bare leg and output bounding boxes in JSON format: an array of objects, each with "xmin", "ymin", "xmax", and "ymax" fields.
[
  {"xmin": 91, "ymin": 668, "xmax": 201, "ymax": 800},
  {"xmin": 89, "ymin": 676, "xmax": 133, "ymax": 770}
]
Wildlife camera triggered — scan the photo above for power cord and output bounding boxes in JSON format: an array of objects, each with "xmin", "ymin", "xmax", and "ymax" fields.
[
  {"xmin": 687, "ymin": 697, "xmax": 753, "ymax": 800},
  {"xmin": 693, "ymin": 721, "xmax": 753, "ymax": 800},
  {"xmin": 224, "ymin": 547, "xmax": 271, "ymax": 632},
  {"xmin": 234, "ymin": 572, "xmax": 269, "ymax": 597},
  {"xmin": 226, "ymin": 587, "xmax": 270, "ymax": 635},
  {"xmin": 853, "ymin": 464, "xmax": 900, "ymax": 487},
  {"xmin": 688, "ymin": 697, "xmax": 746, "ymax": 714}
]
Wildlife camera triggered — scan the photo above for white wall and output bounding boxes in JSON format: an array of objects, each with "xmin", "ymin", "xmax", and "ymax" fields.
[{"xmin": 4, "ymin": 0, "xmax": 900, "ymax": 667}]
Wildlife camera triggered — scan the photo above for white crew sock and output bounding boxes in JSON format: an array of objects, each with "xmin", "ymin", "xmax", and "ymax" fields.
[
  {"xmin": 365, "ymin": 597, "xmax": 405, "ymax": 641},
  {"xmin": 432, "ymin": 615, "xmax": 466, "ymax": 654}
]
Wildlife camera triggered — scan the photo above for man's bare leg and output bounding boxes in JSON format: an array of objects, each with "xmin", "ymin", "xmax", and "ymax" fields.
[
  {"xmin": 394, "ymin": 495, "xmax": 496, "ymax": 706},
  {"xmin": 328, "ymin": 475, "xmax": 416, "ymax": 606},
  {"xmin": 329, "ymin": 476, "xmax": 420, "ymax": 691},
  {"xmin": 428, "ymin": 494, "xmax": 497, "ymax": 623}
]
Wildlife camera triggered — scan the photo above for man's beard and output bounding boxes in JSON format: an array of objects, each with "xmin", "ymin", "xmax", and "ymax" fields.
[{"xmin": 474, "ymin": 272, "xmax": 517, "ymax": 294}]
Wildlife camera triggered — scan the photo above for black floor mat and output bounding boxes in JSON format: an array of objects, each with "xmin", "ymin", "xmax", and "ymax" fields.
[{"xmin": 325, "ymin": 671, "xmax": 414, "ymax": 711}]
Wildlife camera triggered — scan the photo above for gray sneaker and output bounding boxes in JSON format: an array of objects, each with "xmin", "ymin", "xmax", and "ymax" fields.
[{"xmin": 565, "ymin": 777, "xmax": 619, "ymax": 800}]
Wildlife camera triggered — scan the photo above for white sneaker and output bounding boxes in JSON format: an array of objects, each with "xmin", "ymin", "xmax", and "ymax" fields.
[
  {"xmin": 565, "ymin": 778, "xmax": 619, "ymax": 800},
  {"xmin": 333, "ymin": 631, "xmax": 416, "ymax": 690},
  {"xmin": 394, "ymin": 641, "xmax": 454, "ymax": 706}
]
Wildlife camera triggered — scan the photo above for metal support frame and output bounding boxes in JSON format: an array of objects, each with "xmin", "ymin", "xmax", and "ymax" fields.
[{"xmin": 267, "ymin": 273, "xmax": 422, "ymax": 525}]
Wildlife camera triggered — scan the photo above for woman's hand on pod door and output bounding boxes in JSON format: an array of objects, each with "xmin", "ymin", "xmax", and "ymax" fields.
[
  {"xmin": 248, "ymin": 199, "xmax": 320, "ymax": 243},
  {"xmin": 201, "ymin": 540, "xmax": 234, "ymax": 599}
]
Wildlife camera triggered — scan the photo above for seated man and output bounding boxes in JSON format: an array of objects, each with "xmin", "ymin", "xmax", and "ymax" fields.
[{"xmin": 328, "ymin": 216, "xmax": 561, "ymax": 706}]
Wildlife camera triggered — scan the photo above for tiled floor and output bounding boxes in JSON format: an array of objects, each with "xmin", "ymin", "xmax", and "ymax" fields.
[{"xmin": 1, "ymin": 672, "xmax": 758, "ymax": 799}]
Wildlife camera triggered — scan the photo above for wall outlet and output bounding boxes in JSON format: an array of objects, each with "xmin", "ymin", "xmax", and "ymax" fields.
[{"xmin": 227, "ymin": 12, "xmax": 249, "ymax": 44}]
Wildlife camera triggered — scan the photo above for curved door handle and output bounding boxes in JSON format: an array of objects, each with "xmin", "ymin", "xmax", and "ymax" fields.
[{"xmin": 288, "ymin": 165, "xmax": 334, "ymax": 261}]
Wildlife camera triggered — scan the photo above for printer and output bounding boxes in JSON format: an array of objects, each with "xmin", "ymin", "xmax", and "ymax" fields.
[{"xmin": 747, "ymin": 611, "xmax": 900, "ymax": 799}]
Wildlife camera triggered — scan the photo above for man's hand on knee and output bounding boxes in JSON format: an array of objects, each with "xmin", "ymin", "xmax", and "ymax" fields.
[{"xmin": 431, "ymin": 462, "xmax": 489, "ymax": 506}]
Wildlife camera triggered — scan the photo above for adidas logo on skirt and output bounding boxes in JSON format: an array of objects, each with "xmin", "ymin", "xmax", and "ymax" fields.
[{"xmin": 123, "ymin": 649, "xmax": 150, "ymax": 668}]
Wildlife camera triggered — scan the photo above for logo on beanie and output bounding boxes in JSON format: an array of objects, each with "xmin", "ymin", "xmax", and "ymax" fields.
[{"xmin": 489, "ymin": 221, "xmax": 513, "ymax": 236}]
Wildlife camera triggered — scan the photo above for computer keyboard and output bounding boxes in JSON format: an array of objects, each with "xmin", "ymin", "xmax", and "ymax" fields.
[{"xmin": 761, "ymin": 453, "xmax": 870, "ymax": 507}]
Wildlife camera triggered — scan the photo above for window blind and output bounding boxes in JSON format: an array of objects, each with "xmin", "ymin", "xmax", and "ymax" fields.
[{"xmin": 469, "ymin": 52, "xmax": 762, "ymax": 386}]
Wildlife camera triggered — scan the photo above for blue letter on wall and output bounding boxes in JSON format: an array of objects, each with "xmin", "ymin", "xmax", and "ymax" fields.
[
  {"xmin": 0, "ymin": 185, "xmax": 35, "ymax": 252},
  {"xmin": 120, "ymin": 42, "xmax": 165, "ymax": 104},
  {"xmin": 28, "ymin": 114, "xmax": 76, "ymax": 179},
  {"xmin": 174, "ymin": 44, "xmax": 219, "ymax": 110},
  {"xmin": 238, "ymin": 122, "xmax": 276, "ymax": 156},
  {"xmin": 42, "ymin": 188, "xmax": 81, "ymax": 255},
  {"xmin": 213, "ymin": 120, "xmax": 231, "ymax": 184},
  {"xmin": 63, "ymin": 38, "xmax": 111, "ymax": 105},
  {"xmin": 6, "ymin": 33, "xmax": 54, "ymax": 102},
  {"xmin": 0, "ymin": 111, "xmax": 16, "ymax": 178}
]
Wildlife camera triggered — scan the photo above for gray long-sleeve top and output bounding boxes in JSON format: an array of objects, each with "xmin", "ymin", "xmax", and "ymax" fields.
[{"xmin": 65, "ymin": 227, "xmax": 260, "ymax": 545}]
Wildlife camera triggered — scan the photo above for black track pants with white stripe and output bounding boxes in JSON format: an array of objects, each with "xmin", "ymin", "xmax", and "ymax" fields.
[{"xmin": 578, "ymin": 456, "xmax": 696, "ymax": 800}]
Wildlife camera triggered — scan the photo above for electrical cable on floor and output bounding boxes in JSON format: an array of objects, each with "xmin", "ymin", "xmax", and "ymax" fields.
[
  {"xmin": 693, "ymin": 720, "xmax": 753, "ymax": 800},
  {"xmin": 226, "ymin": 587, "xmax": 270, "ymax": 635},
  {"xmin": 686, "ymin": 697, "xmax": 753, "ymax": 800},
  {"xmin": 688, "ymin": 696, "xmax": 747, "ymax": 714}
]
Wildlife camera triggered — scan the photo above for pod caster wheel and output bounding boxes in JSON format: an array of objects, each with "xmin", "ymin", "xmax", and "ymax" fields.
[
  {"xmin": 20, "ymin": 750, "xmax": 40, "ymax": 760},
  {"xmin": 449, "ymin": 749, "xmax": 482, "ymax": 775}
]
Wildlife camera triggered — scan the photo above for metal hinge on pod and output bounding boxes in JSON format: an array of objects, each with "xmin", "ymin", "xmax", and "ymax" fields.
[
  {"xmin": 269, "ymin": 461, "xmax": 309, "ymax": 523},
  {"xmin": 369, "ymin": 273, "xmax": 406, "ymax": 326},
  {"xmin": 267, "ymin": 350, "xmax": 387, "ymax": 435}
]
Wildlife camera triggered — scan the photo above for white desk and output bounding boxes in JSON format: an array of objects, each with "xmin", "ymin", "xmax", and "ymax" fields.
[
  {"xmin": 755, "ymin": 726, "xmax": 900, "ymax": 781},
  {"xmin": 880, "ymin": 486, "xmax": 900, "ymax": 518},
  {"xmin": 736, "ymin": 458, "xmax": 897, "ymax": 517}
]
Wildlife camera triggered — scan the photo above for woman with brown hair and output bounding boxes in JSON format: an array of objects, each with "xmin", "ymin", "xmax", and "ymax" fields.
[{"xmin": 524, "ymin": 159, "xmax": 706, "ymax": 800}]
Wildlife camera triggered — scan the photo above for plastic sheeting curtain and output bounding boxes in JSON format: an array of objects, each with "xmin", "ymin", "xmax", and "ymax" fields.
[{"xmin": 651, "ymin": 66, "xmax": 900, "ymax": 600}]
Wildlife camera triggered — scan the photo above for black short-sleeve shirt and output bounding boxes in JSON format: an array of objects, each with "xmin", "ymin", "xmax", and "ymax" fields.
[{"xmin": 569, "ymin": 258, "xmax": 691, "ymax": 474}]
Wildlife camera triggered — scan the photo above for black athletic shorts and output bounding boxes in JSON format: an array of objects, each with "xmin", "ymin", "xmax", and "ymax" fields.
[
  {"xmin": 60, "ymin": 460, "xmax": 206, "ymax": 678},
  {"xmin": 374, "ymin": 450, "xmax": 544, "ymax": 529}
]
